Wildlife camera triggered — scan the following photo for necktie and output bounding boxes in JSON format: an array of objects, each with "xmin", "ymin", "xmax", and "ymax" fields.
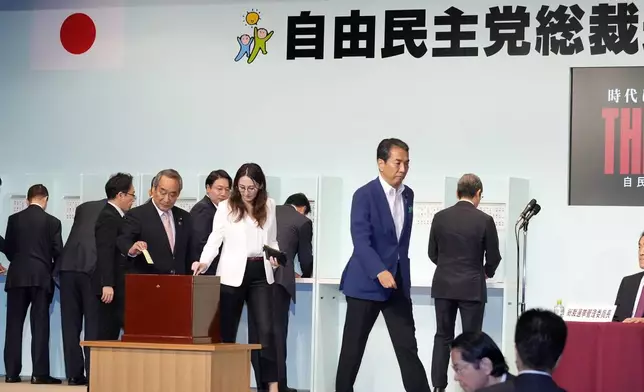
[
  {"xmin": 161, "ymin": 212, "xmax": 175, "ymax": 252},
  {"xmin": 635, "ymin": 286, "xmax": 644, "ymax": 317},
  {"xmin": 392, "ymin": 191, "xmax": 403, "ymax": 240}
]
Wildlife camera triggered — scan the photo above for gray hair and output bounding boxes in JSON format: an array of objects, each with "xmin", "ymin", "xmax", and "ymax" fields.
[
  {"xmin": 152, "ymin": 169, "xmax": 183, "ymax": 191},
  {"xmin": 457, "ymin": 173, "xmax": 483, "ymax": 199}
]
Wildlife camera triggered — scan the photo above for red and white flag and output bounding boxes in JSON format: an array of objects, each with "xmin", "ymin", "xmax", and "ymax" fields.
[{"xmin": 30, "ymin": 8, "xmax": 124, "ymax": 70}]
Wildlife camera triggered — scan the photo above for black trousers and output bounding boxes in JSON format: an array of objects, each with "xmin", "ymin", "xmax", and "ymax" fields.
[
  {"xmin": 59, "ymin": 271, "xmax": 97, "ymax": 379},
  {"xmin": 92, "ymin": 292, "xmax": 124, "ymax": 341},
  {"xmin": 4, "ymin": 286, "xmax": 52, "ymax": 377},
  {"xmin": 249, "ymin": 283, "xmax": 291, "ymax": 389},
  {"xmin": 431, "ymin": 298, "xmax": 485, "ymax": 388},
  {"xmin": 335, "ymin": 271, "xmax": 430, "ymax": 392},
  {"xmin": 219, "ymin": 259, "xmax": 277, "ymax": 383}
]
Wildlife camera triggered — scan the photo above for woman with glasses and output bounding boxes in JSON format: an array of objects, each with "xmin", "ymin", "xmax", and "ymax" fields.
[{"xmin": 192, "ymin": 162, "xmax": 280, "ymax": 392}]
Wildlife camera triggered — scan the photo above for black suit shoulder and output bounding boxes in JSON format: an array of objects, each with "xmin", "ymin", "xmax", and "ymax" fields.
[{"xmin": 613, "ymin": 271, "xmax": 644, "ymax": 321}]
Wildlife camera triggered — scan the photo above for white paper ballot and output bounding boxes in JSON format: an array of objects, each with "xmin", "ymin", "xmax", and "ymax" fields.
[{"xmin": 142, "ymin": 249, "xmax": 154, "ymax": 264}]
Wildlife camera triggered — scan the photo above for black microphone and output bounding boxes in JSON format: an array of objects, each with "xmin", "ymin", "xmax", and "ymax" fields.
[
  {"xmin": 518, "ymin": 199, "xmax": 536, "ymax": 221},
  {"xmin": 519, "ymin": 204, "xmax": 541, "ymax": 230}
]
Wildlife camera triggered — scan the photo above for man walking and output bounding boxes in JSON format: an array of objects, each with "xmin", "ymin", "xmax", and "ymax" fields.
[{"xmin": 335, "ymin": 138, "xmax": 430, "ymax": 392}]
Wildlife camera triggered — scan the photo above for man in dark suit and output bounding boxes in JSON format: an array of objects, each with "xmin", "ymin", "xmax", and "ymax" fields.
[
  {"xmin": 335, "ymin": 138, "xmax": 431, "ymax": 392},
  {"xmin": 250, "ymin": 193, "xmax": 314, "ymax": 392},
  {"xmin": 0, "ymin": 176, "xmax": 6, "ymax": 273},
  {"xmin": 117, "ymin": 169, "xmax": 196, "ymax": 275},
  {"xmin": 612, "ymin": 231, "xmax": 644, "ymax": 323},
  {"xmin": 450, "ymin": 332, "xmax": 514, "ymax": 392},
  {"xmin": 428, "ymin": 173, "xmax": 502, "ymax": 392},
  {"xmin": 57, "ymin": 198, "xmax": 106, "ymax": 385},
  {"xmin": 478, "ymin": 309, "xmax": 567, "ymax": 392},
  {"xmin": 91, "ymin": 173, "xmax": 136, "ymax": 341},
  {"xmin": 3, "ymin": 184, "xmax": 63, "ymax": 384},
  {"xmin": 190, "ymin": 169, "xmax": 231, "ymax": 275}
]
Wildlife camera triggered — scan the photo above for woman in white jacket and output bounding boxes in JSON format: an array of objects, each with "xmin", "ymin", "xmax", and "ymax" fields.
[{"xmin": 192, "ymin": 162, "xmax": 279, "ymax": 392}]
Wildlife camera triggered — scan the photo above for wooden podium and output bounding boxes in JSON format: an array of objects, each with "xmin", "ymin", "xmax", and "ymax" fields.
[
  {"xmin": 82, "ymin": 341, "xmax": 261, "ymax": 392},
  {"xmin": 81, "ymin": 274, "xmax": 261, "ymax": 391},
  {"xmin": 121, "ymin": 274, "xmax": 222, "ymax": 344}
]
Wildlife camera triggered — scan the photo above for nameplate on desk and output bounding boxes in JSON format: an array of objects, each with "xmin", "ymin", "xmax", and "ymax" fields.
[{"xmin": 562, "ymin": 305, "xmax": 616, "ymax": 322}]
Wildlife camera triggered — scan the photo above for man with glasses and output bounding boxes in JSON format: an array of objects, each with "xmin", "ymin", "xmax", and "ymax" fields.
[
  {"xmin": 428, "ymin": 173, "xmax": 502, "ymax": 392},
  {"xmin": 117, "ymin": 169, "xmax": 197, "ymax": 275},
  {"xmin": 190, "ymin": 170, "xmax": 232, "ymax": 275},
  {"xmin": 450, "ymin": 332, "xmax": 514, "ymax": 392},
  {"xmin": 92, "ymin": 173, "xmax": 137, "ymax": 340}
]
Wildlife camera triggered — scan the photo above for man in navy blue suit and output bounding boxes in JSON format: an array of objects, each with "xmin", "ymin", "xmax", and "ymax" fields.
[{"xmin": 335, "ymin": 138, "xmax": 431, "ymax": 392}]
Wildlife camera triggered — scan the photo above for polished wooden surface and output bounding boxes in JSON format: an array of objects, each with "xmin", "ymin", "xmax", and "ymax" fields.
[
  {"xmin": 82, "ymin": 340, "xmax": 261, "ymax": 351},
  {"xmin": 121, "ymin": 274, "xmax": 221, "ymax": 344}
]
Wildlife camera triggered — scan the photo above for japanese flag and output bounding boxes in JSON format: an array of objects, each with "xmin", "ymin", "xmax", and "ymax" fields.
[{"xmin": 30, "ymin": 8, "xmax": 124, "ymax": 70}]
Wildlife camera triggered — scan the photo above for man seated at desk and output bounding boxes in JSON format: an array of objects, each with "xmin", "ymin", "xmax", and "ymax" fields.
[{"xmin": 613, "ymin": 231, "xmax": 644, "ymax": 323}]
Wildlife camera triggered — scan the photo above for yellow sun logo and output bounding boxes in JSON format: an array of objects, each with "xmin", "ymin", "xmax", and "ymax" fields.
[{"xmin": 244, "ymin": 10, "xmax": 260, "ymax": 26}]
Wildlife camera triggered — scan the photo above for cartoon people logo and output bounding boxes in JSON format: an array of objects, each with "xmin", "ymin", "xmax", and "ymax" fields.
[{"xmin": 235, "ymin": 9, "xmax": 274, "ymax": 64}]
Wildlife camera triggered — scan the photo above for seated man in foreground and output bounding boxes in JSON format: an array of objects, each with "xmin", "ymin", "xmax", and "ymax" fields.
[
  {"xmin": 613, "ymin": 231, "xmax": 644, "ymax": 323},
  {"xmin": 478, "ymin": 308, "xmax": 567, "ymax": 392},
  {"xmin": 450, "ymin": 332, "xmax": 514, "ymax": 392}
]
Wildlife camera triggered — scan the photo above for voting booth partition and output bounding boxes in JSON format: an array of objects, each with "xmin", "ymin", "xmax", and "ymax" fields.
[{"xmin": 0, "ymin": 172, "xmax": 529, "ymax": 392}]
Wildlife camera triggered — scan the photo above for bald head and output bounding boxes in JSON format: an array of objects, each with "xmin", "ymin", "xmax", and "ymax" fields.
[{"xmin": 457, "ymin": 174, "xmax": 483, "ymax": 206}]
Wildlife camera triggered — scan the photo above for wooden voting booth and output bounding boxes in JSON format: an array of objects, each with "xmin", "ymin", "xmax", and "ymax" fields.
[{"xmin": 82, "ymin": 274, "xmax": 261, "ymax": 392}]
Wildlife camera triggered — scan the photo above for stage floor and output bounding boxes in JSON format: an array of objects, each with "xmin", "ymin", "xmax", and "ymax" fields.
[
  {"xmin": 0, "ymin": 378, "xmax": 72, "ymax": 391},
  {"xmin": 0, "ymin": 379, "xmax": 305, "ymax": 392}
]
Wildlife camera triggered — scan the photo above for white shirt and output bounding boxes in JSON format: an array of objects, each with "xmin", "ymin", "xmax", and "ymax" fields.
[
  {"xmin": 379, "ymin": 175, "xmax": 405, "ymax": 240},
  {"xmin": 632, "ymin": 274, "xmax": 644, "ymax": 317},
  {"xmin": 518, "ymin": 370, "xmax": 551, "ymax": 377},
  {"xmin": 459, "ymin": 198, "xmax": 475, "ymax": 205},
  {"xmin": 499, "ymin": 373, "xmax": 507, "ymax": 382},
  {"xmin": 108, "ymin": 201, "xmax": 124, "ymax": 217},
  {"xmin": 151, "ymin": 200, "xmax": 175, "ymax": 239},
  {"xmin": 244, "ymin": 214, "xmax": 264, "ymax": 257}
]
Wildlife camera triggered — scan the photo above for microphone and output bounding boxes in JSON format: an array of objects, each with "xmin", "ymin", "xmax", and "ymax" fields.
[
  {"xmin": 517, "ymin": 199, "xmax": 536, "ymax": 222},
  {"xmin": 519, "ymin": 204, "xmax": 541, "ymax": 230}
]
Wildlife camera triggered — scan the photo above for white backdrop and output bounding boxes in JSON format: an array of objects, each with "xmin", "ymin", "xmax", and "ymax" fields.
[{"xmin": 0, "ymin": 0, "xmax": 643, "ymax": 389}]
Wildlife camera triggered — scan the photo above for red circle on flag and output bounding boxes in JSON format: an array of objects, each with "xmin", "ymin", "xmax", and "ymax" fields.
[{"xmin": 59, "ymin": 13, "xmax": 96, "ymax": 55}]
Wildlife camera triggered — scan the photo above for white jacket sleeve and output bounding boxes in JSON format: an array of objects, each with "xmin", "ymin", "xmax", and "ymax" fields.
[{"xmin": 199, "ymin": 200, "xmax": 227, "ymax": 267}]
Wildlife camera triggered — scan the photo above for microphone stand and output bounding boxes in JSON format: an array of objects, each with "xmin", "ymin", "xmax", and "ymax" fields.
[
  {"xmin": 520, "ymin": 221, "xmax": 529, "ymax": 315},
  {"xmin": 516, "ymin": 217, "xmax": 532, "ymax": 315}
]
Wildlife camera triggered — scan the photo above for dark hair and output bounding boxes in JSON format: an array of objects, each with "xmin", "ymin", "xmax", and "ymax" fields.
[
  {"xmin": 515, "ymin": 308, "xmax": 567, "ymax": 372},
  {"xmin": 285, "ymin": 193, "xmax": 311, "ymax": 214},
  {"xmin": 376, "ymin": 138, "xmax": 409, "ymax": 162},
  {"xmin": 457, "ymin": 173, "xmax": 483, "ymax": 199},
  {"xmin": 228, "ymin": 163, "xmax": 268, "ymax": 228},
  {"xmin": 152, "ymin": 169, "xmax": 183, "ymax": 191},
  {"xmin": 27, "ymin": 184, "xmax": 49, "ymax": 200},
  {"xmin": 205, "ymin": 170, "xmax": 232, "ymax": 189},
  {"xmin": 451, "ymin": 332, "xmax": 508, "ymax": 377},
  {"xmin": 105, "ymin": 173, "xmax": 134, "ymax": 200}
]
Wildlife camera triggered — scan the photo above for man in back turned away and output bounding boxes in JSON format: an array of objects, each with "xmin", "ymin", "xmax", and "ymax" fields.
[
  {"xmin": 3, "ymin": 184, "xmax": 63, "ymax": 384},
  {"xmin": 250, "ymin": 192, "xmax": 314, "ymax": 392}
]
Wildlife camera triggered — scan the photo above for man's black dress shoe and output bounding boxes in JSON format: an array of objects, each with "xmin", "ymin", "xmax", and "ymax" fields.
[
  {"xmin": 280, "ymin": 387, "xmax": 297, "ymax": 392},
  {"xmin": 68, "ymin": 376, "xmax": 88, "ymax": 385},
  {"xmin": 31, "ymin": 376, "xmax": 62, "ymax": 384},
  {"xmin": 5, "ymin": 376, "xmax": 21, "ymax": 383}
]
